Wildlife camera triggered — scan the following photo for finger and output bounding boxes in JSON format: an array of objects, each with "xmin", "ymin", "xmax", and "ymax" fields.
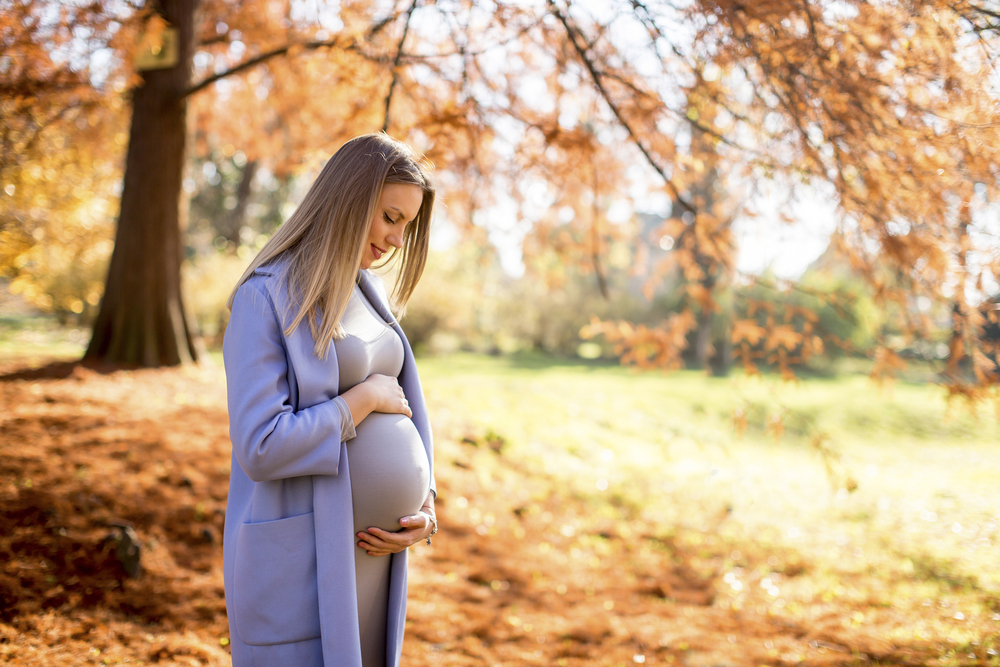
[
  {"xmin": 359, "ymin": 541, "xmax": 386, "ymax": 555},
  {"xmin": 359, "ymin": 528, "xmax": 391, "ymax": 543},
  {"xmin": 362, "ymin": 528, "xmax": 412, "ymax": 548},
  {"xmin": 357, "ymin": 532, "xmax": 390, "ymax": 552},
  {"xmin": 367, "ymin": 527, "xmax": 412, "ymax": 545},
  {"xmin": 398, "ymin": 514, "xmax": 427, "ymax": 529},
  {"xmin": 358, "ymin": 537, "xmax": 395, "ymax": 555},
  {"xmin": 360, "ymin": 537, "xmax": 401, "ymax": 556},
  {"xmin": 367, "ymin": 527, "xmax": 419, "ymax": 550}
]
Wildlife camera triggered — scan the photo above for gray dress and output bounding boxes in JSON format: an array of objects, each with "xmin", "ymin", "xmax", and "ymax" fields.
[{"xmin": 334, "ymin": 284, "xmax": 431, "ymax": 667}]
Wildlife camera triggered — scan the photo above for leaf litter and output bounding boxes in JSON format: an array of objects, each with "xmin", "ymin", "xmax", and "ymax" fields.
[{"xmin": 0, "ymin": 358, "xmax": 997, "ymax": 666}]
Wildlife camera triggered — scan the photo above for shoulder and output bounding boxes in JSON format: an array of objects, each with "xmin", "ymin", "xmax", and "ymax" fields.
[
  {"xmin": 249, "ymin": 256, "xmax": 290, "ymax": 286},
  {"xmin": 232, "ymin": 256, "xmax": 292, "ymax": 318},
  {"xmin": 230, "ymin": 276, "xmax": 276, "ymax": 323},
  {"xmin": 224, "ymin": 274, "xmax": 284, "ymax": 355},
  {"xmin": 235, "ymin": 258, "xmax": 291, "ymax": 306}
]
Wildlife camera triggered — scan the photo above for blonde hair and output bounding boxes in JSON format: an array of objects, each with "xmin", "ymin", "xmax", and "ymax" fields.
[{"xmin": 227, "ymin": 133, "xmax": 435, "ymax": 358}]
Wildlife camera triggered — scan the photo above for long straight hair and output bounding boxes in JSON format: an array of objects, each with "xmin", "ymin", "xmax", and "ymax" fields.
[{"xmin": 227, "ymin": 133, "xmax": 435, "ymax": 358}]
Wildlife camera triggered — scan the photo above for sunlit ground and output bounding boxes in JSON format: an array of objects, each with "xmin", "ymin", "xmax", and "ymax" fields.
[
  {"xmin": 416, "ymin": 354, "xmax": 1000, "ymax": 663},
  {"xmin": 1, "ymin": 339, "xmax": 998, "ymax": 665}
]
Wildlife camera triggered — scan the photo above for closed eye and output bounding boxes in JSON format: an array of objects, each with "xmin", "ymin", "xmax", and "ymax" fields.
[{"xmin": 383, "ymin": 212, "xmax": 397, "ymax": 224}]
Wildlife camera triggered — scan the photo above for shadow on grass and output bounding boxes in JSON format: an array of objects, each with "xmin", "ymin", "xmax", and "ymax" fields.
[
  {"xmin": 0, "ymin": 359, "xmax": 129, "ymax": 382},
  {"xmin": 881, "ymin": 538, "xmax": 989, "ymax": 593}
]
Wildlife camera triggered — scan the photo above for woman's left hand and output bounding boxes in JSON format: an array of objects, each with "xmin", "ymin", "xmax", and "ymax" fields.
[{"xmin": 357, "ymin": 492, "xmax": 436, "ymax": 557}]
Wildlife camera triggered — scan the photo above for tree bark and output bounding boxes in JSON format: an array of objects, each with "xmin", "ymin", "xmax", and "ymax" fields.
[
  {"xmin": 85, "ymin": 0, "xmax": 200, "ymax": 366},
  {"xmin": 229, "ymin": 159, "xmax": 257, "ymax": 244},
  {"xmin": 694, "ymin": 305, "xmax": 713, "ymax": 370}
]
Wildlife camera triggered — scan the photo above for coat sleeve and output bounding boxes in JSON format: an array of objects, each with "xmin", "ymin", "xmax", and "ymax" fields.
[{"xmin": 224, "ymin": 279, "xmax": 350, "ymax": 482}]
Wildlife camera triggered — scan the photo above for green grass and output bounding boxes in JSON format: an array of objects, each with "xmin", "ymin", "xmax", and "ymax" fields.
[
  {"xmin": 0, "ymin": 315, "xmax": 87, "ymax": 363},
  {"xmin": 416, "ymin": 353, "xmax": 1000, "ymax": 603}
]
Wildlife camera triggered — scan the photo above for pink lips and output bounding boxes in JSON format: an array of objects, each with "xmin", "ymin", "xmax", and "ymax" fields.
[{"xmin": 371, "ymin": 244, "xmax": 386, "ymax": 260}]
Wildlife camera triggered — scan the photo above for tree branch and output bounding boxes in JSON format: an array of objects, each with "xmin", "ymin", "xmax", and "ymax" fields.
[
  {"xmin": 184, "ymin": 15, "xmax": 395, "ymax": 98},
  {"xmin": 22, "ymin": 102, "xmax": 98, "ymax": 156},
  {"xmin": 185, "ymin": 38, "xmax": 346, "ymax": 97},
  {"xmin": 962, "ymin": 0, "xmax": 1000, "ymax": 22},
  {"xmin": 590, "ymin": 153, "xmax": 609, "ymax": 300},
  {"xmin": 547, "ymin": 0, "xmax": 696, "ymax": 213},
  {"xmin": 382, "ymin": 0, "xmax": 418, "ymax": 133},
  {"xmin": 391, "ymin": 15, "xmax": 545, "ymax": 60}
]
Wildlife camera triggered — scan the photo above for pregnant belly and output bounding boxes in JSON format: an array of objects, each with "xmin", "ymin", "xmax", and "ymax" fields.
[{"xmin": 349, "ymin": 413, "xmax": 430, "ymax": 534}]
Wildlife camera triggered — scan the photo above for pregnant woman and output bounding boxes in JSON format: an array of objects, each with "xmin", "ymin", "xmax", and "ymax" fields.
[{"xmin": 222, "ymin": 134, "xmax": 438, "ymax": 667}]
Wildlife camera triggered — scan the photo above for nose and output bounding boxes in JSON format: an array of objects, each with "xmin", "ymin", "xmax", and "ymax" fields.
[{"xmin": 387, "ymin": 228, "xmax": 404, "ymax": 249}]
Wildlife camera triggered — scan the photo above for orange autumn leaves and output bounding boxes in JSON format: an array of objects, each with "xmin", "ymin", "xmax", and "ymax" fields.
[
  {"xmin": 576, "ymin": 0, "xmax": 1000, "ymax": 398},
  {"xmin": 4, "ymin": 0, "xmax": 1000, "ymax": 389},
  {"xmin": 583, "ymin": 289, "xmax": 836, "ymax": 381},
  {"xmin": 582, "ymin": 312, "xmax": 697, "ymax": 370}
]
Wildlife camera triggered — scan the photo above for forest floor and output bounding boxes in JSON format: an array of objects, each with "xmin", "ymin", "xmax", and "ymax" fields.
[{"xmin": 1, "ymin": 346, "xmax": 999, "ymax": 666}]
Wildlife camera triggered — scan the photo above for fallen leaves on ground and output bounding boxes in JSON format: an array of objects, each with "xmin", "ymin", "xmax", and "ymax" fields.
[{"xmin": 0, "ymin": 359, "xmax": 992, "ymax": 666}]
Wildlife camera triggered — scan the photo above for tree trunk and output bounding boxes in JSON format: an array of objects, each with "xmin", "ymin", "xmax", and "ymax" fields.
[
  {"xmin": 85, "ymin": 0, "xmax": 200, "ymax": 366},
  {"xmin": 711, "ymin": 300, "xmax": 733, "ymax": 377},
  {"xmin": 221, "ymin": 159, "xmax": 258, "ymax": 246},
  {"xmin": 694, "ymin": 303, "xmax": 713, "ymax": 370},
  {"xmin": 946, "ymin": 208, "xmax": 972, "ymax": 379}
]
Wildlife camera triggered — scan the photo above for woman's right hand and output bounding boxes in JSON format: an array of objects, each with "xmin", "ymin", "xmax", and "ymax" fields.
[
  {"xmin": 340, "ymin": 374, "xmax": 411, "ymax": 428},
  {"xmin": 363, "ymin": 374, "xmax": 412, "ymax": 418}
]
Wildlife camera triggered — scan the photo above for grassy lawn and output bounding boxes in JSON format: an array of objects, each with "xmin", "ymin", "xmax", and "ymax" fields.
[
  {"xmin": 0, "ymin": 316, "xmax": 88, "ymax": 365},
  {"xmin": 416, "ymin": 353, "xmax": 1000, "ymax": 660}
]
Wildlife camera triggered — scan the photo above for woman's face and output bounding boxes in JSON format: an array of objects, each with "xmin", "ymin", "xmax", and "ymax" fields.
[{"xmin": 361, "ymin": 182, "xmax": 423, "ymax": 270}]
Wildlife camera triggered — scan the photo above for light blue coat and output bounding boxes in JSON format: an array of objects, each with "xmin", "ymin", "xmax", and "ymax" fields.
[{"xmin": 222, "ymin": 260, "xmax": 435, "ymax": 667}]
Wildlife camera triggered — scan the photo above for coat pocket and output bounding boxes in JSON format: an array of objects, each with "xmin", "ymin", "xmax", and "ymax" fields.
[{"xmin": 233, "ymin": 511, "xmax": 322, "ymax": 646}]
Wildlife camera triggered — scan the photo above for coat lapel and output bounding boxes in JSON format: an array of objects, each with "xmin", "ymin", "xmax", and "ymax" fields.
[{"xmin": 356, "ymin": 270, "xmax": 396, "ymax": 325}]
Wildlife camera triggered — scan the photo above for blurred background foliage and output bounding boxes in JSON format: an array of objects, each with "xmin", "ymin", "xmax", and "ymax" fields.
[
  {"xmin": 0, "ymin": 110, "xmax": 123, "ymax": 325},
  {"xmin": 0, "ymin": 132, "xmax": 886, "ymax": 369},
  {"xmin": 1, "ymin": 0, "xmax": 995, "ymax": 380}
]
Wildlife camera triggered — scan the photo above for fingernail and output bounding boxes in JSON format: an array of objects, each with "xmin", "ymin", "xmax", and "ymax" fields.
[{"xmin": 400, "ymin": 518, "xmax": 408, "ymax": 525}]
